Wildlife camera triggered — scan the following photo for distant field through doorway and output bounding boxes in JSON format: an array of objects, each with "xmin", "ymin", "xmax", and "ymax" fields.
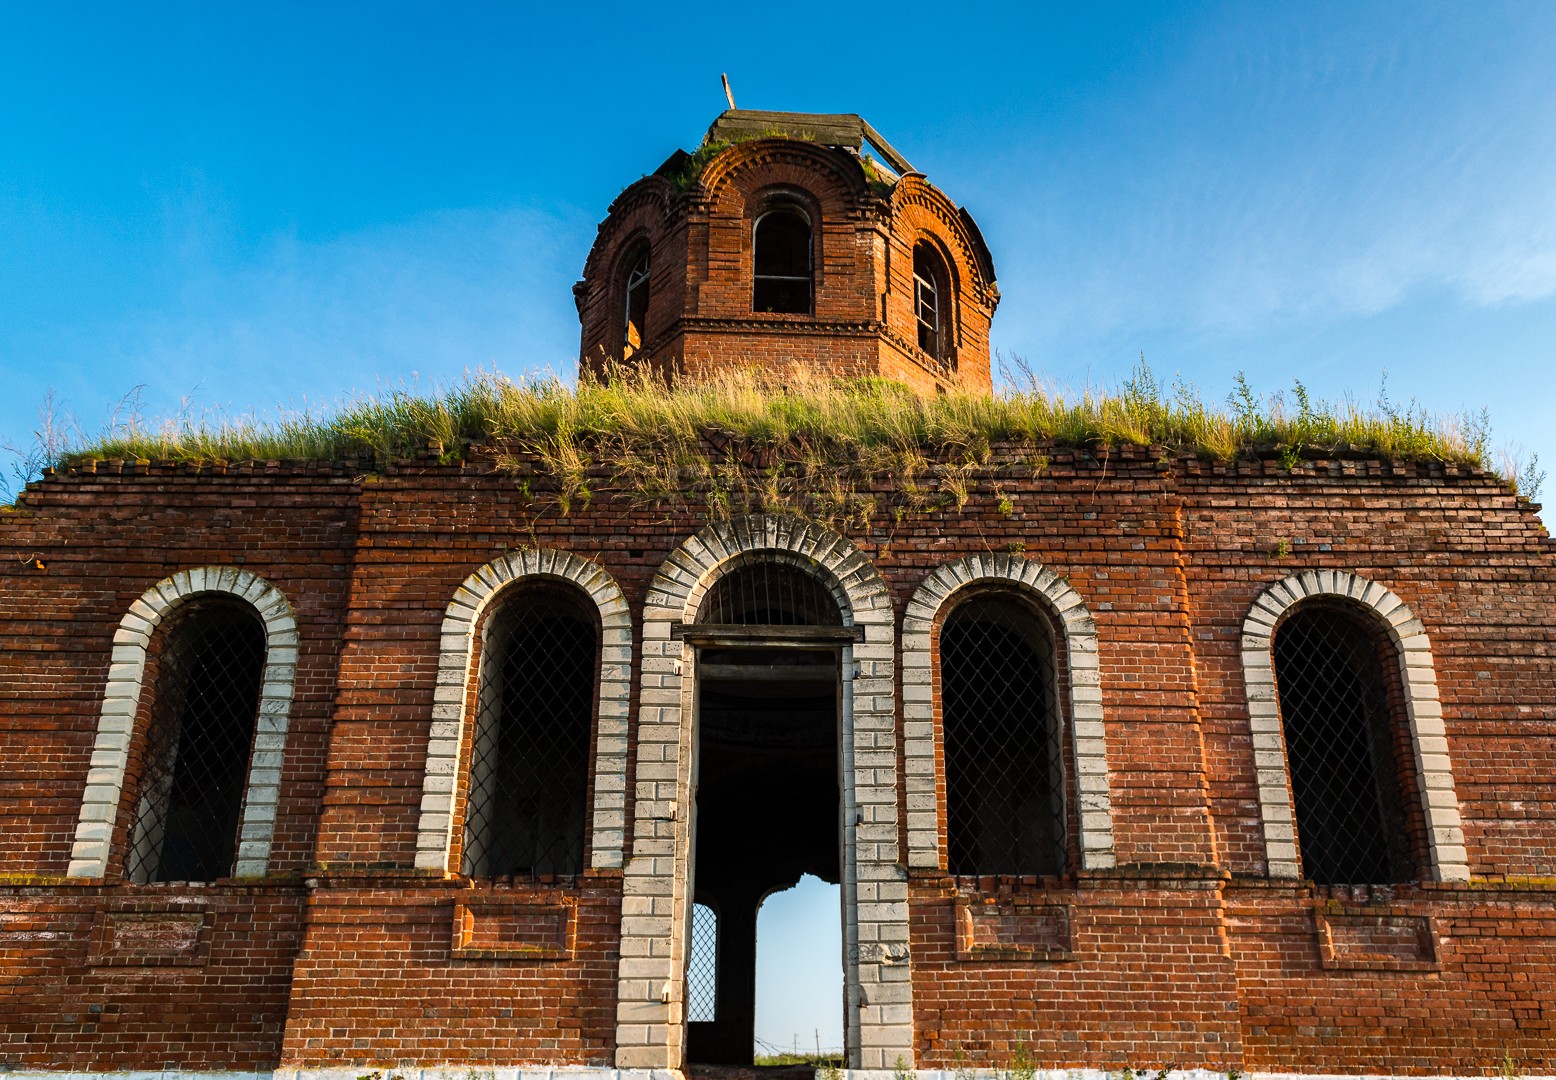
[{"xmin": 756, "ymin": 874, "xmax": 844, "ymax": 1059}]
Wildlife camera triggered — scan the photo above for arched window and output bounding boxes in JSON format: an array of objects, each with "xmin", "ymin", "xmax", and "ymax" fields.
[
  {"xmin": 462, "ymin": 583, "xmax": 598, "ymax": 879},
  {"xmin": 623, "ymin": 246, "xmax": 650, "ymax": 360},
  {"xmin": 752, "ymin": 207, "xmax": 813, "ymax": 314},
  {"xmin": 940, "ymin": 595, "xmax": 1066, "ymax": 876},
  {"xmin": 127, "ymin": 600, "xmax": 266, "ymax": 883},
  {"xmin": 912, "ymin": 241, "xmax": 951, "ymax": 361},
  {"xmin": 1274, "ymin": 604, "xmax": 1419, "ymax": 885}
]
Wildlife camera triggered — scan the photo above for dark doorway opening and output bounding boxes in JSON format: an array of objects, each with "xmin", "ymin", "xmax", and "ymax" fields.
[{"xmin": 688, "ymin": 645, "xmax": 841, "ymax": 1066}]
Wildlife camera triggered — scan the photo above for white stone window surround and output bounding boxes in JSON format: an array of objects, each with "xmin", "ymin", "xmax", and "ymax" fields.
[
  {"xmin": 67, "ymin": 566, "xmax": 300, "ymax": 881},
  {"xmin": 414, "ymin": 549, "xmax": 633, "ymax": 874},
  {"xmin": 901, "ymin": 554, "xmax": 1117, "ymax": 874},
  {"xmin": 1240, "ymin": 569, "xmax": 1470, "ymax": 883},
  {"xmin": 613, "ymin": 516, "xmax": 910, "ymax": 1072}
]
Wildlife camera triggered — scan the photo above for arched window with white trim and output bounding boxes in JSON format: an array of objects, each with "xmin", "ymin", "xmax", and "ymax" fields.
[
  {"xmin": 1274, "ymin": 602, "xmax": 1421, "ymax": 885},
  {"xmin": 941, "ymin": 592, "xmax": 1067, "ymax": 877},
  {"xmin": 901, "ymin": 554, "xmax": 1115, "ymax": 875},
  {"xmin": 68, "ymin": 566, "xmax": 299, "ymax": 882},
  {"xmin": 127, "ymin": 598, "xmax": 267, "ymax": 883},
  {"xmin": 461, "ymin": 581, "xmax": 598, "ymax": 879},
  {"xmin": 1240, "ymin": 569, "xmax": 1469, "ymax": 884}
]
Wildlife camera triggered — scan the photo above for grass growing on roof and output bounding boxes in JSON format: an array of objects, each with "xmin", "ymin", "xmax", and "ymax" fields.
[{"xmin": 24, "ymin": 360, "xmax": 1528, "ymax": 525}]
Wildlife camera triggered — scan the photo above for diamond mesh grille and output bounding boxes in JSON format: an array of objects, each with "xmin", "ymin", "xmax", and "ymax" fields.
[
  {"xmin": 127, "ymin": 601, "xmax": 265, "ymax": 883},
  {"xmin": 687, "ymin": 902, "xmax": 718, "ymax": 1022},
  {"xmin": 698, "ymin": 562, "xmax": 842, "ymax": 626},
  {"xmin": 941, "ymin": 596, "xmax": 1066, "ymax": 876},
  {"xmin": 463, "ymin": 586, "xmax": 596, "ymax": 880},
  {"xmin": 1274, "ymin": 604, "xmax": 1418, "ymax": 885}
]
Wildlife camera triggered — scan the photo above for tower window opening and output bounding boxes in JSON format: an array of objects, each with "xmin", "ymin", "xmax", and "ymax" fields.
[
  {"xmin": 128, "ymin": 601, "xmax": 266, "ymax": 883},
  {"xmin": 623, "ymin": 248, "xmax": 650, "ymax": 359},
  {"xmin": 913, "ymin": 242, "xmax": 950, "ymax": 362},
  {"xmin": 462, "ymin": 584, "xmax": 597, "ymax": 880},
  {"xmin": 941, "ymin": 595, "xmax": 1066, "ymax": 877},
  {"xmin": 1274, "ymin": 604, "xmax": 1419, "ymax": 885},
  {"xmin": 752, "ymin": 208, "xmax": 813, "ymax": 314}
]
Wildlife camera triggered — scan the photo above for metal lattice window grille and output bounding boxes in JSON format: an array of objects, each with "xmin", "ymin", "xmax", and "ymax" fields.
[
  {"xmin": 687, "ymin": 902, "xmax": 718, "ymax": 1022},
  {"xmin": 940, "ymin": 594, "xmax": 1068, "ymax": 879},
  {"xmin": 462, "ymin": 584, "xmax": 597, "ymax": 881},
  {"xmin": 127, "ymin": 601, "xmax": 266, "ymax": 884},
  {"xmin": 697, "ymin": 561, "xmax": 842, "ymax": 627},
  {"xmin": 1274, "ymin": 604, "xmax": 1421, "ymax": 886}
]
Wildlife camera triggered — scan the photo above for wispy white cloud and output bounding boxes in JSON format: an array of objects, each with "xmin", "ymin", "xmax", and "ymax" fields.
[{"xmin": 984, "ymin": 4, "xmax": 1556, "ymax": 349}]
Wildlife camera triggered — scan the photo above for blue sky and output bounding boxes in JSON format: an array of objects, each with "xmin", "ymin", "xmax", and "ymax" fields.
[
  {"xmin": 3, "ymin": 3, "xmax": 1554, "ymax": 499},
  {"xmin": 757, "ymin": 876, "xmax": 843, "ymax": 1054}
]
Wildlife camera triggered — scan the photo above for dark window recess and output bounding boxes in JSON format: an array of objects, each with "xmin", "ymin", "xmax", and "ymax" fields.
[
  {"xmin": 128, "ymin": 602, "xmax": 265, "ymax": 883},
  {"xmin": 697, "ymin": 561, "xmax": 842, "ymax": 626},
  {"xmin": 913, "ymin": 242, "xmax": 948, "ymax": 360},
  {"xmin": 752, "ymin": 210, "xmax": 813, "ymax": 314},
  {"xmin": 623, "ymin": 248, "xmax": 650, "ymax": 359},
  {"xmin": 463, "ymin": 586, "xmax": 597, "ymax": 879},
  {"xmin": 687, "ymin": 902, "xmax": 718, "ymax": 1022},
  {"xmin": 942, "ymin": 596, "xmax": 1066, "ymax": 876},
  {"xmin": 1275, "ymin": 605, "xmax": 1418, "ymax": 885}
]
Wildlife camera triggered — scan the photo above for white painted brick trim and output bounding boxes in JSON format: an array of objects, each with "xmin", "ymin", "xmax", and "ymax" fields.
[
  {"xmin": 67, "ymin": 567, "xmax": 299, "ymax": 880},
  {"xmin": 1240, "ymin": 570, "xmax": 1470, "ymax": 883},
  {"xmin": 412, "ymin": 549, "xmax": 633, "ymax": 874},
  {"xmin": 901, "ymin": 555, "xmax": 1116, "ymax": 873},
  {"xmin": 615, "ymin": 516, "xmax": 908, "ymax": 1072}
]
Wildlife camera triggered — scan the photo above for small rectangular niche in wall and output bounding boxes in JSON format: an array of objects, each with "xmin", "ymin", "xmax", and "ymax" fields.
[
  {"xmin": 90, "ymin": 906, "xmax": 211, "ymax": 967},
  {"xmin": 1315, "ymin": 911, "xmax": 1439, "ymax": 971},
  {"xmin": 452, "ymin": 899, "xmax": 575, "ymax": 961},
  {"xmin": 955, "ymin": 897, "xmax": 1073, "ymax": 962}
]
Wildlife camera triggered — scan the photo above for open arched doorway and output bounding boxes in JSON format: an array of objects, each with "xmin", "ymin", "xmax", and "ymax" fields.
[{"xmin": 685, "ymin": 560, "xmax": 846, "ymax": 1065}]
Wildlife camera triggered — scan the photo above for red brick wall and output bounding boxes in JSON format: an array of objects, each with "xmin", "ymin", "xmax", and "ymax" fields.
[{"xmin": 3, "ymin": 446, "xmax": 1555, "ymax": 1073}]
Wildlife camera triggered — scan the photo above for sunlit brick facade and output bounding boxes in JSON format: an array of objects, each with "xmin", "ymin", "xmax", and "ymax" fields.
[{"xmin": 4, "ymin": 112, "xmax": 1556, "ymax": 1080}]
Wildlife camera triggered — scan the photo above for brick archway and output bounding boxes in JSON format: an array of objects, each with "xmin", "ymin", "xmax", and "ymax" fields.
[
  {"xmin": 901, "ymin": 554, "xmax": 1116, "ymax": 873},
  {"xmin": 413, "ymin": 548, "xmax": 632, "ymax": 874},
  {"xmin": 67, "ymin": 566, "xmax": 299, "ymax": 880},
  {"xmin": 614, "ymin": 515, "xmax": 909, "ymax": 1072},
  {"xmin": 1240, "ymin": 569, "xmax": 1469, "ymax": 882}
]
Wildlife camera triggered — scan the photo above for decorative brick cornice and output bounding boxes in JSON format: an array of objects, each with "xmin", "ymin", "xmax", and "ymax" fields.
[
  {"xmin": 893, "ymin": 176, "xmax": 997, "ymax": 306},
  {"xmin": 581, "ymin": 179, "xmax": 677, "ymax": 284},
  {"xmin": 413, "ymin": 548, "xmax": 632, "ymax": 874},
  {"xmin": 1240, "ymin": 569, "xmax": 1469, "ymax": 883},
  {"xmin": 67, "ymin": 567, "xmax": 299, "ymax": 880},
  {"xmin": 901, "ymin": 554, "xmax": 1117, "ymax": 873},
  {"xmin": 696, "ymin": 139, "xmax": 869, "ymax": 209},
  {"xmin": 671, "ymin": 315, "xmax": 883, "ymax": 336}
]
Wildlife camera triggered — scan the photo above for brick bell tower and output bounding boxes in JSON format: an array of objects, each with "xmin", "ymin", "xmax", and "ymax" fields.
[{"xmin": 574, "ymin": 109, "xmax": 1000, "ymax": 395}]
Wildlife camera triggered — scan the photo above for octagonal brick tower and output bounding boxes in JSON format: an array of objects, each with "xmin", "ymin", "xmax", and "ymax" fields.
[{"xmin": 575, "ymin": 109, "xmax": 1000, "ymax": 395}]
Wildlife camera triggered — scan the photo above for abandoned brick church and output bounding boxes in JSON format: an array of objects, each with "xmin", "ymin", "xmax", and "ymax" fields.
[{"xmin": 4, "ymin": 110, "xmax": 1556, "ymax": 1079}]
